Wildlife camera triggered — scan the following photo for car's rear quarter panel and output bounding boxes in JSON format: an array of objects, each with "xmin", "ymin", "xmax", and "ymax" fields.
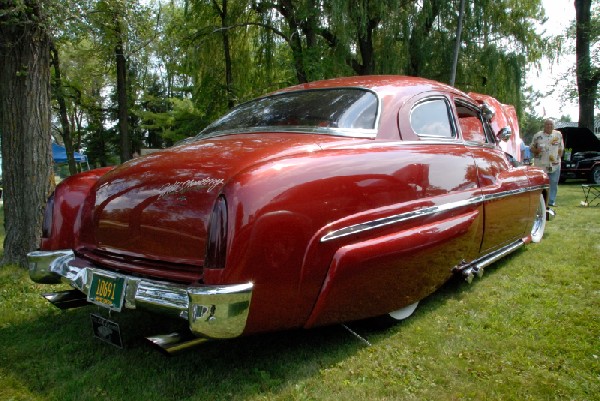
[
  {"xmin": 206, "ymin": 141, "xmax": 485, "ymax": 333},
  {"xmin": 42, "ymin": 167, "xmax": 113, "ymax": 250}
]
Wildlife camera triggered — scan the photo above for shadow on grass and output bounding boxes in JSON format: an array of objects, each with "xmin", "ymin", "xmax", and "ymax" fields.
[
  {"xmin": 1, "ymin": 240, "xmax": 544, "ymax": 401},
  {"xmin": 0, "ymin": 263, "xmax": 495, "ymax": 401},
  {"xmin": 0, "ymin": 299, "xmax": 402, "ymax": 400}
]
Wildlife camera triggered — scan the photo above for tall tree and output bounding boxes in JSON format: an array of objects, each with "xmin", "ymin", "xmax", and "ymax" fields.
[
  {"xmin": 575, "ymin": 0, "xmax": 599, "ymax": 131},
  {"xmin": 406, "ymin": 0, "xmax": 444, "ymax": 77},
  {"xmin": 50, "ymin": 41, "xmax": 77, "ymax": 175},
  {"xmin": 253, "ymin": 0, "xmax": 316, "ymax": 83},
  {"xmin": 0, "ymin": 0, "xmax": 55, "ymax": 266},
  {"xmin": 114, "ymin": 13, "xmax": 130, "ymax": 163},
  {"xmin": 212, "ymin": 0, "xmax": 235, "ymax": 108},
  {"xmin": 86, "ymin": 0, "xmax": 157, "ymax": 163},
  {"xmin": 450, "ymin": 0, "xmax": 466, "ymax": 86}
]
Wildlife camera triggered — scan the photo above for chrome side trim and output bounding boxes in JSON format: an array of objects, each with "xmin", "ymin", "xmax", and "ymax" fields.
[
  {"xmin": 321, "ymin": 185, "xmax": 547, "ymax": 243},
  {"xmin": 483, "ymin": 185, "xmax": 545, "ymax": 202},
  {"xmin": 27, "ymin": 250, "xmax": 253, "ymax": 339},
  {"xmin": 463, "ymin": 141, "xmax": 496, "ymax": 149},
  {"xmin": 321, "ymin": 196, "xmax": 483, "ymax": 242}
]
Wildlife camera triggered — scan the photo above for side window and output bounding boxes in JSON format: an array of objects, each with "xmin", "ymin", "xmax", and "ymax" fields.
[
  {"xmin": 456, "ymin": 103, "xmax": 487, "ymax": 143},
  {"xmin": 410, "ymin": 99, "xmax": 454, "ymax": 138}
]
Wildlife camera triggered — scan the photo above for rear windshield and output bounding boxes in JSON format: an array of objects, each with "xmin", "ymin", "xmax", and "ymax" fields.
[{"xmin": 197, "ymin": 88, "xmax": 379, "ymax": 138}]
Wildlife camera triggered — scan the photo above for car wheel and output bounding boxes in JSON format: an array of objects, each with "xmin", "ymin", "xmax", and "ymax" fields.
[
  {"xmin": 530, "ymin": 194, "xmax": 546, "ymax": 243},
  {"xmin": 388, "ymin": 301, "xmax": 419, "ymax": 321},
  {"xmin": 590, "ymin": 165, "xmax": 600, "ymax": 184}
]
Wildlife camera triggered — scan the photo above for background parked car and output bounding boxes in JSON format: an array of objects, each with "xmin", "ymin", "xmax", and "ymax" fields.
[{"xmin": 558, "ymin": 127, "xmax": 600, "ymax": 183}]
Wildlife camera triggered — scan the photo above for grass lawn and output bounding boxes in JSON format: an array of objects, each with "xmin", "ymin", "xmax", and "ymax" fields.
[{"xmin": 0, "ymin": 182, "xmax": 598, "ymax": 401}]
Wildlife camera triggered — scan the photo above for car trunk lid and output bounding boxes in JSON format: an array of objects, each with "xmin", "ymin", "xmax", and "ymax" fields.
[{"xmin": 76, "ymin": 134, "xmax": 347, "ymax": 281}]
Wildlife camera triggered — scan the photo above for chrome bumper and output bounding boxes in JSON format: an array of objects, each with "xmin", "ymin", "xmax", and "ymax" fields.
[{"xmin": 27, "ymin": 250, "xmax": 253, "ymax": 339}]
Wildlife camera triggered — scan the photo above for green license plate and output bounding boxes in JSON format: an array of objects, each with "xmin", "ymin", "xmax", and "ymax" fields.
[{"xmin": 88, "ymin": 273, "xmax": 125, "ymax": 311}]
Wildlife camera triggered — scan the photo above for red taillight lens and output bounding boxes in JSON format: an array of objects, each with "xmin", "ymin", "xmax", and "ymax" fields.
[
  {"xmin": 41, "ymin": 193, "xmax": 55, "ymax": 238},
  {"xmin": 205, "ymin": 196, "xmax": 228, "ymax": 269}
]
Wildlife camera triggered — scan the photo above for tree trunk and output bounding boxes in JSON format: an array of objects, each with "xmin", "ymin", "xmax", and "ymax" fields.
[
  {"xmin": 575, "ymin": 0, "xmax": 599, "ymax": 131},
  {"xmin": 352, "ymin": 16, "xmax": 378, "ymax": 76},
  {"xmin": 407, "ymin": 0, "xmax": 442, "ymax": 77},
  {"xmin": 277, "ymin": 0, "xmax": 308, "ymax": 83},
  {"xmin": 450, "ymin": 0, "xmax": 466, "ymax": 86},
  {"xmin": 214, "ymin": 0, "xmax": 235, "ymax": 108},
  {"xmin": 115, "ymin": 20, "xmax": 130, "ymax": 163},
  {"xmin": 0, "ymin": 0, "xmax": 54, "ymax": 267},
  {"xmin": 50, "ymin": 41, "xmax": 77, "ymax": 175}
]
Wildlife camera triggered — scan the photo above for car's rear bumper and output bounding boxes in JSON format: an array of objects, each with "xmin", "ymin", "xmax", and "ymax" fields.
[{"xmin": 27, "ymin": 250, "xmax": 253, "ymax": 339}]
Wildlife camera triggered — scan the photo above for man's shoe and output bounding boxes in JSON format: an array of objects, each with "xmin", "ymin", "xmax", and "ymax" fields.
[{"xmin": 548, "ymin": 202, "xmax": 556, "ymax": 207}]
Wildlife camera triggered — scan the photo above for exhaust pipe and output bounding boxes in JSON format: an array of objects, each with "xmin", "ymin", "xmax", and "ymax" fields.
[
  {"xmin": 42, "ymin": 290, "xmax": 89, "ymax": 310},
  {"xmin": 456, "ymin": 240, "xmax": 524, "ymax": 283},
  {"xmin": 462, "ymin": 268, "xmax": 475, "ymax": 284},
  {"xmin": 146, "ymin": 332, "xmax": 210, "ymax": 355},
  {"xmin": 472, "ymin": 265, "xmax": 484, "ymax": 278}
]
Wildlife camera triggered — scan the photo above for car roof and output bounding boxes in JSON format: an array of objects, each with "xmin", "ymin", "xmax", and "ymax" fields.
[{"xmin": 274, "ymin": 75, "xmax": 467, "ymax": 99}]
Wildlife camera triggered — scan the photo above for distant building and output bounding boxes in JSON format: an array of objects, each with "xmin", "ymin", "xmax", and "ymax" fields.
[{"xmin": 555, "ymin": 120, "xmax": 600, "ymax": 139}]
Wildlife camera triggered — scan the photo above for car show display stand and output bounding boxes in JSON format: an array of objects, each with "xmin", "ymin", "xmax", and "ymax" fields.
[{"xmin": 581, "ymin": 184, "xmax": 600, "ymax": 206}]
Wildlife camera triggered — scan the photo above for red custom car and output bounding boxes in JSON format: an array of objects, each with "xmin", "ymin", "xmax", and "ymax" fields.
[{"xmin": 28, "ymin": 76, "xmax": 552, "ymax": 352}]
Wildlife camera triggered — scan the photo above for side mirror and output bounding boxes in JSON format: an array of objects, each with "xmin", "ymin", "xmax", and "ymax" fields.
[{"xmin": 498, "ymin": 127, "xmax": 512, "ymax": 142}]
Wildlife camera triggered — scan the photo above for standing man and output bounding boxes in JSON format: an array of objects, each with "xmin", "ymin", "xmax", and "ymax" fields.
[{"xmin": 531, "ymin": 119, "xmax": 564, "ymax": 206}]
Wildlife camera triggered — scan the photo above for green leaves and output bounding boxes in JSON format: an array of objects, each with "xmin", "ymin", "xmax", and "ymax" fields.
[{"xmin": 47, "ymin": 0, "xmax": 552, "ymax": 158}]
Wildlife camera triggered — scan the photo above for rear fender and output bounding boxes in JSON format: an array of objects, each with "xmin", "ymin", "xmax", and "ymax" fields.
[
  {"xmin": 305, "ymin": 208, "xmax": 481, "ymax": 328},
  {"xmin": 40, "ymin": 168, "xmax": 113, "ymax": 251}
]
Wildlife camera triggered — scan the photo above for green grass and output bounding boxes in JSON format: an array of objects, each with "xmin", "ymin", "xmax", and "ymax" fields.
[{"xmin": 1, "ymin": 182, "xmax": 599, "ymax": 401}]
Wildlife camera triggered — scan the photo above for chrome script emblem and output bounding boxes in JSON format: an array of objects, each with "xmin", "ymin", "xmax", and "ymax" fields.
[{"xmin": 158, "ymin": 178, "xmax": 225, "ymax": 199}]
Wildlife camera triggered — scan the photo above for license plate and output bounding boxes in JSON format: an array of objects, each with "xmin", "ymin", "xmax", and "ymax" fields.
[
  {"xmin": 90, "ymin": 313, "xmax": 123, "ymax": 348},
  {"xmin": 88, "ymin": 273, "xmax": 125, "ymax": 311}
]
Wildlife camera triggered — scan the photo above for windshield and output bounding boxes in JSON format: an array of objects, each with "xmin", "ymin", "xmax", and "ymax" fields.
[{"xmin": 197, "ymin": 88, "xmax": 379, "ymax": 139}]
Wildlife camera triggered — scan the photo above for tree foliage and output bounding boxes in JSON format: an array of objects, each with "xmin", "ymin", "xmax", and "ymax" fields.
[
  {"xmin": 41, "ymin": 0, "xmax": 551, "ymax": 160},
  {"xmin": 1, "ymin": 0, "xmax": 565, "ymax": 265}
]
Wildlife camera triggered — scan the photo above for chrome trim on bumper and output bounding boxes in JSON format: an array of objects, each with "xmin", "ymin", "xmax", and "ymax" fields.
[{"xmin": 27, "ymin": 250, "xmax": 253, "ymax": 339}]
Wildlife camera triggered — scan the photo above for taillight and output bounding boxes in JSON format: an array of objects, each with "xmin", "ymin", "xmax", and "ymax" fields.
[
  {"xmin": 41, "ymin": 193, "xmax": 55, "ymax": 238},
  {"xmin": 205, "ymin": 196, "xmax": 228, "ymax": 269}
]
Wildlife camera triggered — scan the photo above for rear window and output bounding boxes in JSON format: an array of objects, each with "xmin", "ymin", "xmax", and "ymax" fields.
[{"xmin": 197, "ymin": 88, "xmax": 379, "ymax": 138}]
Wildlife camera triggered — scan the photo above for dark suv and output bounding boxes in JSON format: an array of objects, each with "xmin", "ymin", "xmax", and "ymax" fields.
[
  {"xmin": 558, "ymin": 127, "xmax": 600, "ymax": 184},
  {"xmin": 561, "ymin": 151, "xmax": 600, "ymax": 184}
]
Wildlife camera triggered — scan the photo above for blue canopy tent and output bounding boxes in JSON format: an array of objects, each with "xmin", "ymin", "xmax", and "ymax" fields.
[
  {"xmin": 52, "ymin": 143, "xmax": 90, "ymax": 176},
  {"xmin": 52, "ymin": 143, "xmax": 87, "ymax": 164}
]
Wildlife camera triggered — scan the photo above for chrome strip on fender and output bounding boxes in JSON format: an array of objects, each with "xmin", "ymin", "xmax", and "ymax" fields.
[
  {"xmin": 320, "ymin": 185, "xmax": 548, "ymax": 242},
  {"xmin": 320, "ymin": 196, "xmax": 483, "ymax": 242}
]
